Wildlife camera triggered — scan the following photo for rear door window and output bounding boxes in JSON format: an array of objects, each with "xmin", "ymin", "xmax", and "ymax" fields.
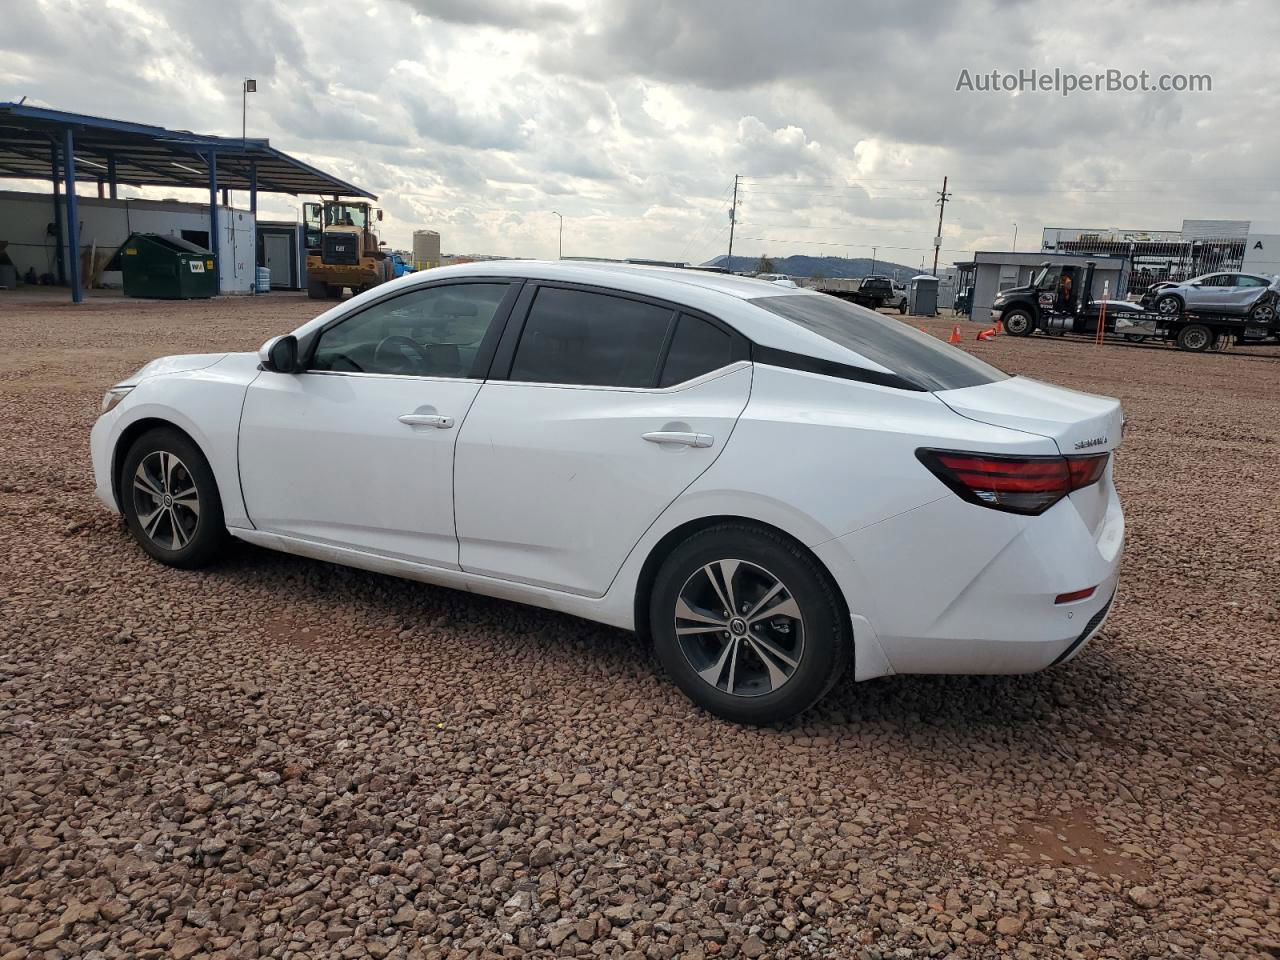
[
  {"xmin": 659, "ymin": 315, "xmax": 735, "ymax": 386},
  {"xmin": 749, "ymin": 293, "xmax": 1007, "ymax": 392},
  {"xmin": 510, "ymin": 286, "xmax": 675, "ymax": 387}
]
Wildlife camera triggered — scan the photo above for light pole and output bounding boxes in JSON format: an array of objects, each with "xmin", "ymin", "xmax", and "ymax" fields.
[
  {"xmin": 551, "ymin": 210, "xmax": 563, "ymax": 259},
  {"xmin": 870, "ymin": 246, "xmax": 878, "ymax": 275},
  {"xmin": 242, "ymin": 78, "xmax": 256, "ymax": 146},
  {"xmin": 1011, "ymin": 222, "xmax": 1018, "ymax": 252}
]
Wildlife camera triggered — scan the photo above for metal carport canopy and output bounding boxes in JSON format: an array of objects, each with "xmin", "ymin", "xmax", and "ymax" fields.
[
  {"xmin": 0, "ymin": 102, "xmax": 377, "ymax": 303},
  {"xmin": 0, "ymin": 102, "xmax": 377, "ymax": 198}
]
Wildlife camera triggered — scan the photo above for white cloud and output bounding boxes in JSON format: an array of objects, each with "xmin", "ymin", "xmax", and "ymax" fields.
[{"xmin": 3, "ymin": 0, "xmax": 1280, "ymax": 265}]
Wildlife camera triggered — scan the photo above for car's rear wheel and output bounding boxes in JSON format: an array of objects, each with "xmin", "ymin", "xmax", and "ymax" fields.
[
  {"xmin": 306, "ymin": 279, "xmax": 327, "ymax": 300},
  {"xmin": 1002, "ymin": 308, "xmax": 1034, "ymax": 336},
  {"xmin": 1155, "ymin": 294, "xmax": 1183, "ymax": 317},
  {"xmin": 120, "ymin": 427, "xmax": 227, "ymax": 568},
  {"xmin": 1248, "ymin": 299, "xmax": 1276, "ymax": 323},
  {"xmin": 1175, "ymin": 323, "xmax": 1213, "ymax": 352},
  {"xmin": 649, "ymin": 524, "xmax": 851, "ymax": 724}
]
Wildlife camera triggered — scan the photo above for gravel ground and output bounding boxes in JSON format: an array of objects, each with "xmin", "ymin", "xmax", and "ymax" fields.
[{"xmin": 1, "ymin": 290, "xmax": 1277, "ymax": 960}]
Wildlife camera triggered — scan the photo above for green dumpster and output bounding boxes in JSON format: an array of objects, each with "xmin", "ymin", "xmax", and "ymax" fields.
[{"xmin": 120, "ymin": 233, "xmax": 217, "ymax": 299}]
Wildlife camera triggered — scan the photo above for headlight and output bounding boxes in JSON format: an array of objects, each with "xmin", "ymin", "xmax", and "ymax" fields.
[{"xmin": 101, "ymin": 386, "xmax": 134, "ymax": 414}]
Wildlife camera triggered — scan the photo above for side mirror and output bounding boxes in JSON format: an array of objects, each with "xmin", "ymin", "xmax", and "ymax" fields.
[
  {"xmin": 376, "ymin": 209, "xmax": 384, "ymax": 221},
  {"xmin": 259, "ymin": 335, "xmax": 300, "ymax": 373}
]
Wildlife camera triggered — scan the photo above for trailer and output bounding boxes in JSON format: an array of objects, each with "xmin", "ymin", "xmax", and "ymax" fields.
[{"xmin": 990, "ymin": 261, "xmax": 1280, "ymax": 352}]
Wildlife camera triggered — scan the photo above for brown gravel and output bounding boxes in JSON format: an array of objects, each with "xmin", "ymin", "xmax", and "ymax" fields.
[{"xmin": 1, "ymin": 289, "xmax": 1278, "ymax": 960}]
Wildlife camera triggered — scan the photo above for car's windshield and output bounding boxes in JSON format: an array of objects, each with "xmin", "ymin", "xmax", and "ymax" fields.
[{"xmin": 750, "ymin": 294, "xmax": 1008, "ymax": 392}]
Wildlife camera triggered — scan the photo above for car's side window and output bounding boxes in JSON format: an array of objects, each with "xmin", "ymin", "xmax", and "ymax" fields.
[
  {"xmin": 1236, "ymin": 275, "xmax": 1267, "ymax": 287},
  {"xmin": 509, "ymin": 287, "xmax": 675, "ymax": 388},
  {"xmin": 310, "ymin": 283, "xmax": 511, "ymax": 378},
  {"xmin": 659, "ymin": 314, "xmax": 734, "ymax": 387}
]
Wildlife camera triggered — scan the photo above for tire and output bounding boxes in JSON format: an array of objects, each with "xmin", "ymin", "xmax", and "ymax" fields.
[
  {"xmin": 1248, "ymin": 300, "xmax": 1276, "ymax": 324},
  {"xmin": 327, "ymin": 284, "xmax": 343, "ymax": 299},
  {"xmin": 307, "ymin": 279, "xmax": 327, "ymax": 300},
  {"xmin": 119, "ymin": 427, "xmax": 227, "ymax": 569},
  {"xmin": 649, "ymin": 523, "xmax": 851, "ymax": 725},
  {"xmin": 897, "ymin": 299, "xmax": 907, "ymax": 315},
  {"xmin": 1123, "ymin": 334, "xmax": 1149, "ymax": 343},
  {"xmin": 1175, "ymin": 323, "xmax": 1213, "ymax": 352},
  {"xmin": 1155, "ymin": 294, "xmax": 1183, "ymax": 317},
  {"xmin": 1002, "ymin": 308, "xmax": 1034, "ymax": 336}
]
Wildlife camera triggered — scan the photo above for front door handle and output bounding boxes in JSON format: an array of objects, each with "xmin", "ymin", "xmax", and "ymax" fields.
[
  {"xmin": 399, "ymin": 413, "xmax": 454, "ymax": 429},
  {"xmin": 642, "ymin": 431, "xmax": 713, "ymax": 448}
]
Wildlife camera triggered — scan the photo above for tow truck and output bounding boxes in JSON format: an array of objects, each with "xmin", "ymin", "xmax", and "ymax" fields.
[{"xmin": 990, "ymin": 261, "xmax": 1280, "ymax": 352}]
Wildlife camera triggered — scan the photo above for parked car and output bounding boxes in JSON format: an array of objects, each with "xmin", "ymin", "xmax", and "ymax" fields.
[
  {"xmin": 91, "ymin": 262, "xmax": 1125, "ymax": 724},
  {"xmin": 1142, "ymin": 272, "xmax": 1279, "ymax": 321}
]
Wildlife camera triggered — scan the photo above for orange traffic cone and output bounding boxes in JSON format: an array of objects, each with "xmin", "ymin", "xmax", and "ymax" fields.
[
  {"xmin": 976, "ymin": 326, "xmax": 997, "ymax": 341},
  {"xmin": 947, "ymin": 325, "xmax": 961, "ymax": 344}
]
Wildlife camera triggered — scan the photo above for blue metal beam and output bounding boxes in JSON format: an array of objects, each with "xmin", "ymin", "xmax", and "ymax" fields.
[
  {"xmin": 51, "ymin": 139, "xmax": 66, "ymax": 286},
  {"xmin": 107, "ymin": 153, "xmax": 117, "ymax": 199},
  {"xmin": 63, "ymin": 127, "xmax": 83, "ymax": 304},
  {"xmin": 207, "ymin": 150, "xmax": 219, "ymax": 294}
]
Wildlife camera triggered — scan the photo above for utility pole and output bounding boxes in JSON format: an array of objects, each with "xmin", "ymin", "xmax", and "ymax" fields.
[
  {"xmin": 1011, "ymin": 222, "xmax": 1018, "ymax": 252},
  {"xmin": 870, "ymin": 246, "xmax": 878, "ymax": 275},
  {"xmin": 551, "ymin": 210, "xmax": 563, "ymax": 259},
  {"xmin": 932, "ymin": 175, "xmax": 950, "ymax": 276},
  {"xmin": 727, "ymin": 174, "xmax": 740, "ymax": 270}
]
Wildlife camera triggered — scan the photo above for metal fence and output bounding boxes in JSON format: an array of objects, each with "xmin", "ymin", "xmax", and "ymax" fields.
[{"xmin": 1051, "ymin": 238, "xmax": 1246, "ymax": 296}]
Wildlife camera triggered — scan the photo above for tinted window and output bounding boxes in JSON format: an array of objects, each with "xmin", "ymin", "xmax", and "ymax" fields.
[
  {"xmin": 660, "ymin": 315, "xmax": 734, "ymax": 386},
  {"xmin": 1236, "ymin": 274, "xmax": 1268, "ymax": 287},
  {"xmin": 749, "ymin": 293, "xmax": 1007, "ymax": 392},
  {"xmin": 510, "ymin": 287, "xmax": 674, "ymax": 387},
  {"xmin": 311, "ymin": 283, "xmax": 510, "ymax": 377}
]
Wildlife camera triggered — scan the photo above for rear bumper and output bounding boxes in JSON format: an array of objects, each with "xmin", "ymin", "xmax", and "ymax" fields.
[{"xmin": 814, "ymin": 485, "xmax": 1124, "ymax": 678}]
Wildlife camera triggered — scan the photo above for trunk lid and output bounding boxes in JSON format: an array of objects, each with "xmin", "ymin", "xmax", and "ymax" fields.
[
  {"xmin": 934, "ymin": 376, "xmax": 1123, "ymax": 537},
  {"xmin": 934, "ymin": 375, "xmax": 1122, "ymax": 456}
]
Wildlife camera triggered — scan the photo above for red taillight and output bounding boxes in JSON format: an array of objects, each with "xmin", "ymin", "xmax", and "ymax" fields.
[
  {"xmin": 916, "ymin": 449, "xmax": 1109, "ymax": 515},
  {"xmin": 1066, "ymin": 453, "xmax": 1108, "ymax": 489}
]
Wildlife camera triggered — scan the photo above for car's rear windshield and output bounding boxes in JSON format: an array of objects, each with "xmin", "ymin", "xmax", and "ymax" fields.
[{"xmin": 749, "ymin": 294, "xmax": 1008, "ymax": 392}]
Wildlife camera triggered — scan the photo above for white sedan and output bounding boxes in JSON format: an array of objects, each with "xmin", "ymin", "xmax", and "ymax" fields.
[{"xmin": 91, "ymin": 262, "xmax": 1125, "ymax": 724}]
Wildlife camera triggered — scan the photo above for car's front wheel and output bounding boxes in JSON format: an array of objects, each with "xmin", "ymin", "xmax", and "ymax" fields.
[
  {"xmin": 1155, "ymin": 294, "xmax": 1183, "ymax": 317},
  {"xmin": 120, "ymin": 427, "xmax": 227, "ymax": 568},
  {"xmin": 650, "ymin": 523, "xmax": 851, "ymax": 724}
]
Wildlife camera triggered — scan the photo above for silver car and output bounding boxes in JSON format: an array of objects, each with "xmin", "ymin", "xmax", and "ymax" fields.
[{"xmin": 1150, "ymin": 272, "xmax": 1279, "ymax": 320}]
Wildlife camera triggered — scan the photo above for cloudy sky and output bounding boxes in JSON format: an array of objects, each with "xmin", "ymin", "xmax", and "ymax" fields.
[{"xmin": 4, "ymin": 0, "xmax": 1279, "ymax": 267}]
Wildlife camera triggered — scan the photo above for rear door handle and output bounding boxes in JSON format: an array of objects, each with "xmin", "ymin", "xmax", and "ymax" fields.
[
  {"xmin": 642, "ymin": 431, "xmax": 713, "ymax": 448},
  {"xmin": 399, "ymin": 413, "xmax": 454, "ymax": 429}
]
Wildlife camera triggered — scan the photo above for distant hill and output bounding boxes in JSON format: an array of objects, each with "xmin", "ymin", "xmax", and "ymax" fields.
[{"xmin": 704, "ymin": 254, "xmax": 920, "ymax": 279}]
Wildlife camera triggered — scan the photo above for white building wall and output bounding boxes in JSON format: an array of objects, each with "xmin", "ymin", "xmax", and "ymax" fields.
[
  {"xmin": 0, "ymin": 189, "xmax": 255, "ymax": 294},
  {"xmin": 1242, "ymin": 234, "xmax": 1280, "ymax": 278}
]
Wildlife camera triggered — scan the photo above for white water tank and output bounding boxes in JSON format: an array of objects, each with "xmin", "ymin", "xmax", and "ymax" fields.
[{"xmin": 412, "ymin": 230, "xmax": 441, "ymax": 270}]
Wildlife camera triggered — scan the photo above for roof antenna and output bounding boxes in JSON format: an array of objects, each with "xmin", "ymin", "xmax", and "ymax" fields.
[{"xmin": 17, "ymin": 96, "xmax": 26, "ymax": 104}]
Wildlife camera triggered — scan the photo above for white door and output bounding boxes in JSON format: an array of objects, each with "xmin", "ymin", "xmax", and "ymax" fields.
[
  {"xmin": 238, "ymin": 281, "xmax": 517, "ymax": 567},
  {"xmin": 263, "ymin": 234, "xmax": 292, "ymax": 288},
  {"xmin": 454, "ymin": 285, "xmax": 752, "ymax": 596}
]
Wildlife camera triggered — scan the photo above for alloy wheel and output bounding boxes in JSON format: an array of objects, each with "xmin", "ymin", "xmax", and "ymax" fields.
[
  {"xmin": 673, "ymin": 559, "xmax": 806, "ymax": 698},
  {"xmin": 132, "ymin": 451, "xmax": 201, "ymax": 550}
]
